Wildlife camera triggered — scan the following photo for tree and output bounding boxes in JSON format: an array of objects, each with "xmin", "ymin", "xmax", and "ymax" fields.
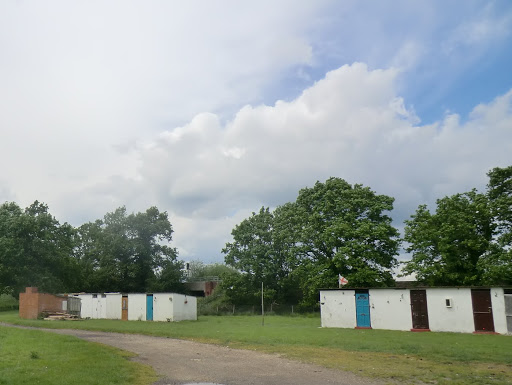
[
  {"xmin": 292, "ymin": 178, "xmax": 400, "ymax": 306},
  {"xmin": 75, "ymin": 206, "xmax": 183, "ymax": 293},
  {"xmin": 402, "ymin": 190, "xmax": 493, "ymax": 286},
  {"xmin": 479, "ymin": 166, "xmax": 512, "ymax": 284},
  {"xmin": 0, "ymin": 201, "xmax": 78, "ymax": 296},
  {"xmin": 223, "ymin": 207, "xmax": 295, "ymax": 305},
  {"xmin": 222, "ymin": 178, "xmax": 400, "ymax": 308}
]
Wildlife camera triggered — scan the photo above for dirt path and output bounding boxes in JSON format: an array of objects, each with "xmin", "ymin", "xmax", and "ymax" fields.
[{"xmin": 2, "ymin": 324, "xmax": 390, "ymax": 385}]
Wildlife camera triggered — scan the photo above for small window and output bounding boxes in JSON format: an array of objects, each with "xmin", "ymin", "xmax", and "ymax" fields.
[
  {"xmin": 92, "ymin": 294, "xmax": 97, "ymax": 298},
  {"xmin": 101, "ymin": 294, "xmax": 106, "ymax": 298},
  {"xmin": 445, "ymin": 298, "xmax": 452, "ymax": 308}
]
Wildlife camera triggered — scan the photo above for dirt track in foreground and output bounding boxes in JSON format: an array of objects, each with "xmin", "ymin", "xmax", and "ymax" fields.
[{"xmin": 3, "ymin": 324, "xmax": 390, "ymax": 385}]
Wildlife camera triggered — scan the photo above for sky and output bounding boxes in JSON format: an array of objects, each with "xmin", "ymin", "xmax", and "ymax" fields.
[{"xmin": 1, "ymin": 1, "xmax": 512, "ymax": 264}]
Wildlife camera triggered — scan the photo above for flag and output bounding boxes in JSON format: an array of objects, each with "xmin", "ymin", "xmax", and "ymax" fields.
[{"xmin": 338, "ymin": 274, "xmax": 348, "ymax": 286}]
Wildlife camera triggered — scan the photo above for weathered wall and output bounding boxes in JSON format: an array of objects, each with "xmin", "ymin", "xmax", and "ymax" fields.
[
  {"xmin": 19, "ymin": 287, "xmax": 66, "ymax": 319},
  {"xmin": 153, "ymin": 293, "xmax": 174, "ymax": 321},
  {"xmin": 368, "ymin": 289, "xmax": 412, "ymax": 331},
  {"xmin": 76, "ymin": 294, "xmax": 93, "ymax": 318},
  {"xmin": 128, "ymin": 294, "xmax": 146, "ymax": 321},
  {"xmin": 19, "ymin": 287, "xmax": 40, "ymax": 319},
  {"xmin": 491, "ymin": 288, "xmax": 508, "ymax": 334},
  {"xmin": 106, "ymin": 293, "xmax": 122, "ymax": 319},
  {"xmin": 320, "ymin": 287, "xmax": 510, "ymax": 334},
  {"xmin": 320, "ymin": 290, "xmax": 356, "ymax": 328},
  {"xmin": 426, "ymin": 288, "xmax": 474, "ymax": 333},
  {"xmin": 172, "ymin": 294, "xmax": 197, "ymax": 321}
]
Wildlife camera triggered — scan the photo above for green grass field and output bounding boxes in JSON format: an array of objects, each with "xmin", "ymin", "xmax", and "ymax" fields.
[
  {"xmin": 1, "ymin": 311, "xmax": 511, "ymax": 384},
  {"xmin": 0, "ymin": 325, "xmax": 156, "ymax": 385}
]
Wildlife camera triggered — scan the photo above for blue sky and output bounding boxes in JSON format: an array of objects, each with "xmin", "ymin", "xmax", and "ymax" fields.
[{"xmin": 1, "ymin": 1, "xmax": 511, "ymax": 263}]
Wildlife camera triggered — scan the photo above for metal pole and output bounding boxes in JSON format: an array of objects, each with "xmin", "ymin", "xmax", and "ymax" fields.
[{"xmin": 261, "ymin": 281, "xmax": 264, "ymax": 326}]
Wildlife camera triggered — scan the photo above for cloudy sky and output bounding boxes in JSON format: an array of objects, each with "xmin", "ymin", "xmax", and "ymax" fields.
[{"xmin": 1, "ymin": 1, "xmax": 511, "ymax": 263}]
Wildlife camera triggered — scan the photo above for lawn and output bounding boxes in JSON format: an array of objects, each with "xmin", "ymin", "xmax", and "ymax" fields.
[
  {"xmin": 1, "ymin": 311, "xmax": 511, "ymax": 384},
  {"xmin": 0, "ymin": 325, "xmax": 157, "ymax": 385}
]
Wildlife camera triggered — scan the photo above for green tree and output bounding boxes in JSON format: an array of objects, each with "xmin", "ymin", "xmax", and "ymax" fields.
[
  {"xmin": 0, "ymin": 201, "xmax": 78, "ymax": 296},
  {"xmin": 402, "ymin": 190, "xmax": 493, "ymax": 285},
  {"xmin": 223, "ymin": 207, "xmax": 294, "ymax": 305},
  {"xmin": 479, "ymin": 166, "xmax": 512, "ymax": 284},
  {"xmin": 292, "ymin": 178, "xmax": 400, "ymax": 306},
  {"xmin": 222, "ymin": 178, "xmax": 400, "ymax": 308},
  {"xmin": 75, "ymin": 206, "xmax": 182, "ymax": 293}
]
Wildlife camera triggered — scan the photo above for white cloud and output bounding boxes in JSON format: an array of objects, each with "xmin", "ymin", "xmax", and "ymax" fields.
[
  {"xmin": 100, "ymin": 63, "xmax": 510, "ymax": 261},
  {"xmin": 1, "ymin": 2, "xmax": 511, "ymax": 263}
]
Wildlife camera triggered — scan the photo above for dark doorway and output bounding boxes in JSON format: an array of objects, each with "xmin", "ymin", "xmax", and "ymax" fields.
[
  {"xmin": 410, "ymin": 290, "xmax": 430, "ymax": 330},
  {"xmin": 471, "ymin": 289, "xmax": 495, "ymax": 332}
]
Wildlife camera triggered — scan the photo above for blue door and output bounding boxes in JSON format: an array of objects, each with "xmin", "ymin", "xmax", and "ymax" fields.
[
  {"xmin": 355, "ymin": 292, "xmax": 371, "ymax": 328},
  {"xmin": 146, "ymin": 294, "xmax": 153, "ymax": 321}
]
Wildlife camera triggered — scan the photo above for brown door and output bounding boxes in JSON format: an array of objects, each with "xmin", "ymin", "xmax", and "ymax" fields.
[
  {"xmin": 410, "ymin": 290, "xmax": 429, "ymax": 330},
  {"xmin": 122, "ymin": 296, "xmax": 128, "ymax": 321},
  {"xmin": 471, "ymin": 289, "xmax": 494, "ymax": 332}
]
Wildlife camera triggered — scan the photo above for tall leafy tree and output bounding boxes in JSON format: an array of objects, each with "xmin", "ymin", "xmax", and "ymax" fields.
[
  {"xmin": 223, "ymin": 178, "xmax": 400, "ymax": 308},
  {"xmin": 75, "ymin": 206, "xmax": 182, "ymax": 293},
  {"xmin": 223, "ymin": 207, "xmax": 296, "ymax": 305},
  {"xmin": 479, "ymin": 166, "xmax": 512, "ymax": 284},
  {"xmin": 292, "ymin": 178, "xmax": 400, "ymax": 305},
  {"xmin": 0, "ymin": 201, "xmax": 78, "ymax": 296},
  {"xmin": 402, "ymin": 190, "xmax": 493, "ymax": 285}
]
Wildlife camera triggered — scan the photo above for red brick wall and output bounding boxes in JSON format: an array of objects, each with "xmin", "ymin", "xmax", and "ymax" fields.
[{"xmin": 19, "ymin": 287, "xmax": 66, "ymax": 319}]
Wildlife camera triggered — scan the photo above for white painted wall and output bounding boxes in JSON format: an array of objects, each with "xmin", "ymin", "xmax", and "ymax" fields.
[
  {"xmin": 369, "ymin": 289, "xmax": 412, "ymax": 331},
  {"xmin": 105, "ymin": 293, "xmax": 122, "ymax": 319},
  {"xmin": 128, "ymin": 294, "xmax": 146, "ymax": 321},
  {"xmin": 75, "ymin": 294, "xmax": 93, "ymax": 318},
  {"xmin": 426, "ymin": 288, "xmax": 474, "ymax": 333},
  {"xmin": 153, "ymin": 293, "xmax": 174, "ymax": 321},
  {"xmin": 491, "ymin": 287, "xmax": 508, "ymax": 334},
  {"xmin": 320, "ymin": 287, "xmax": 510, "ymax": 334},
  {"xmin": 320, "ymin": 290, "xmax": 356, "ymax": 328},
  {"xmin": 172, "ymin": 294, "xmax": 197, "ymax": 321}
]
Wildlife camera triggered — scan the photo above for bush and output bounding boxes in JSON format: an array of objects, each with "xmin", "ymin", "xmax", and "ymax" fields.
[{"xmin": 0, "ymin": 294, "xmax": 18, "ymax": 311}]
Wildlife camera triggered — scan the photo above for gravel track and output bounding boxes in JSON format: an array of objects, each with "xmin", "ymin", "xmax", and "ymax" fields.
[{"xmin": 2, "ymin": 323, "xmax": 391, "ymax": 385}]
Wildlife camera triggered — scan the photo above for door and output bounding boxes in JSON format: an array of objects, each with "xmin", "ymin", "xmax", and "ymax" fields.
[
  {"xmin": 122, "ymin": 295, "xmax": 128, "ymax": 321},
  {"xmin": 471, "ymin": 289, "xmax": 494, "ymax": 332},
  {"xmin": 410, "ymin": 290, "xmax": 430, "ymax": 330},
  {"xmin": 355, "ymin": 291, "xmax": 371, "ymax": 328},
  {"xmin": 146, "ymin": 294, "xmax": 153, "ymax": 321}
]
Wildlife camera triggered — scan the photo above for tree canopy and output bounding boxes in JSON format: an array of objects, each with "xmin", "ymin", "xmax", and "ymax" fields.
[
  {"xmin": 0, "ymin": 202, "xmax": 183, "ymax": 296},
  {"xmin": 403, "ymin": 166, "xmax": 512, "ymax": 286},
  {"xmin": 223, "ymin": 177, "xmax": 400, "ymax": 308},
  {"xmin": 0, "ymin": 201, "xmax": 78, "ymax": 296}
]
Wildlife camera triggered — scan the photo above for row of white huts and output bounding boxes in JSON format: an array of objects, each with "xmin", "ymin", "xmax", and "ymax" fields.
[
  {"xmin": 320, "ymin": 287, "xmax": 512, "ymax": 334},
  {"xmin": 70, "ymin": 292, "xmax": 197, "ymax": 322}
]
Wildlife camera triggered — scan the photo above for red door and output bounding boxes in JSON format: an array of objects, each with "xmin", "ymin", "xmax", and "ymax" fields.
[
  {"xmin": 471, "ymin": 289, "xmax": 494, "ymax": 332},
  {"xmin": 410, "ymin": 290, "xmax": 430, "ymax": 330}
]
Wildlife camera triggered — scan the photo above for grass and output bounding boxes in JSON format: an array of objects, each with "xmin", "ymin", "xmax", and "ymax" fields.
[
  {"xmin": 0, "ymin": 325, "xmax": 157, "ymax": 385},
  {"xmin": 0, "ymin": 295, "xmax": 18, "ymax": 312},
  {"xmin": 1, "ymin": 311, "xmax": 511, "ymax": 384}
]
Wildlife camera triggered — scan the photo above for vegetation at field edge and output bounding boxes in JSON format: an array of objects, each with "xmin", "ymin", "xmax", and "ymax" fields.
[
  {"xmin": 0, "ymin": 325, "xmax": 157, "ymax": 385},
  {"xmin": 1, "ymin": 312, "xmax": 511, "ymax": 384}
]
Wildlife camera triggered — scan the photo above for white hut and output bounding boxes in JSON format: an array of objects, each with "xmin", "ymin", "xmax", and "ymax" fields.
[
  {"xmin": 320, "ymin": 287, "xmax": 511, "ymax": 334},
  {"xmin": 72, "ymin": 292, "xmax": 197, "ymax": 322}
]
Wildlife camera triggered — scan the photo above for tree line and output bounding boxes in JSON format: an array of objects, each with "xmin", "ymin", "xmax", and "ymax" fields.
[
  {"xmin": 218, "ymin": 166, "xmax": 512, "ymax": 309},
  {"xmin": 0, "ymin": 166, "xmax": 510, "ymax": 309},
  {"xmin": 0, "ymin": 204, "xmax": 183, "ymax": 297}
]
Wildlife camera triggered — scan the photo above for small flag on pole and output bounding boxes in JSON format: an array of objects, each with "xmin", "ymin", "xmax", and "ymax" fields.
[{"xmin": 338, "ymin": 274, "xmax": 348, "ymax": 287}]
